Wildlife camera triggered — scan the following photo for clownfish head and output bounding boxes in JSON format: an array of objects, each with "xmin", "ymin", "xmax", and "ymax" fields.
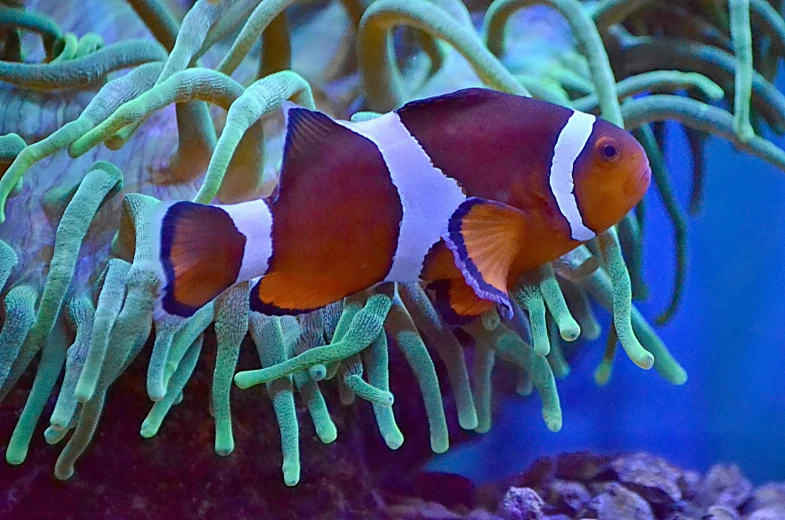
[{"xmin": 571, "ymin": 117, "xmax": 651, "ymax": 238}]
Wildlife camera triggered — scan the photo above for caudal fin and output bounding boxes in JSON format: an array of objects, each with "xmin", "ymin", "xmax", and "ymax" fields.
[
  {"xmin": 154, "ymin": 201, "xmax": 246, "ymax": 318},
  {"xmin": 443, "ymin": 198, "xmax": 527, "ymax": 320}
]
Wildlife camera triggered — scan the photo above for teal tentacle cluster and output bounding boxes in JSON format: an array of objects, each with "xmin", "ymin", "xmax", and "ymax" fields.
[{"xmin": 0, "ymin": 0, "xmax": 782, "ymax": 487}]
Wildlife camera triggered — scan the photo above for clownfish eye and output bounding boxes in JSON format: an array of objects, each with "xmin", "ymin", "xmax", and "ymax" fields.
[{"xmin": 596, "ymin": 137, "xmax": 621, "ymax": 163}]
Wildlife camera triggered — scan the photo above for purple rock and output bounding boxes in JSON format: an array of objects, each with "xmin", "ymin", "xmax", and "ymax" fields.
[
  {"xmin": 747, "ymin": 507, "xmax": 785, "ymax": 520},
  {"xmin": 500, "ymin": 487, "xmax": 545, "ymax": 520},
  {"xmin": 547, "ymin": 480, "xmax": 591, "ymax": 514},
  {"xmin": 703, "ymin": 505, "xmax": 740, "ymax": 519},
  {"xmin": 682, "ymin": 471, "xmax": 703, "ymax": 500},
  {"xmin": 749, "ymin": 483, "xmax": 785, "ymax": 510},
  {"xmin": 554, "ymin": 452, "xmax": 613, "ymax": 482},
  {"xmin": 580, "ymin": 482, "xmax": 655, "ymax": 520},
  {"xmin": 664, "ymin": 513, "xmax": 699, "ymax": 520},
  {"xmin": 697, "ymin": 465, "xmax": 753, "ymax": 510},
  {"xmin": 610, "ymin": 452, "xmax": 684, "ymax": 511}
]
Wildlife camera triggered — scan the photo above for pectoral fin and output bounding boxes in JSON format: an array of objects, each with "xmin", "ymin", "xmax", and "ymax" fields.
[{"xmin": 443, "ymin": 198, "xmax": 526, "ymax": 320}]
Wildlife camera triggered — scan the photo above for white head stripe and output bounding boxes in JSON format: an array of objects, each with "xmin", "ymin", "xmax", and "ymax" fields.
[
  {"xmin": 338, "ymin": 112, "xmax": 467, "ymax": 282},
  {"xmin": 223, "ymin": 199, "xmax": 273, "ymax": 282},
  {"xmin": 550, "ymin": 110, "xmax": 597, "ymax": 241}
]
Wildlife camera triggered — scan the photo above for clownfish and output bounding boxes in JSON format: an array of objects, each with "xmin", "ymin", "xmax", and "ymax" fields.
[{"xmin": 152, "ymin": 88, "xmax": 650, "ymax": 322}]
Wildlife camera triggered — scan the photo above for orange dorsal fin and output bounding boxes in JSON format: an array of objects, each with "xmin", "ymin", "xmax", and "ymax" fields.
[
  {"xmin": 156, "ymin": 201, "xmax": 245, "ymax": 318},
  {"xmin": 443, "ymin": 197, "xmax": 526, "ymax": 320}
]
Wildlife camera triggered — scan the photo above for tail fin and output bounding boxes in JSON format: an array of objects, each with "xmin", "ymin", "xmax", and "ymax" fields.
[{"xmin": 154, "ymin": 201, "xmax": 246, "ymax": 318}]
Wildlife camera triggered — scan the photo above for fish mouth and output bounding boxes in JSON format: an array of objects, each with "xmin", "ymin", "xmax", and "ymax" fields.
[{"xmin": 635, "ymin": 166, "xmax": 652, "ymax": 193}]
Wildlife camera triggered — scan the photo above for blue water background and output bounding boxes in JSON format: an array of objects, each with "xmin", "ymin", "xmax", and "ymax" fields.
[{"xmin": 430, "ymin": 75, "xmax": 785, "ymax": 484}]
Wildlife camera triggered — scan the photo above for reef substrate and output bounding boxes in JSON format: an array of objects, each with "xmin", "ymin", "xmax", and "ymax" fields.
[{"xmin": 386, "ymin": 452, "xmax": 782, "ymax": 520}]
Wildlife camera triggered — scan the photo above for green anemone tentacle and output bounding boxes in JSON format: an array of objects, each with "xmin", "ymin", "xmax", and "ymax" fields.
[
  {"xmin": 0, "ymin": 6, "xmax": 61, "ymax": 59},
  {"xmin": 358, "ymin": 0, "xmax": 527, "ymax": 111},
  {"xmin": 49, "ymin": 294, "xmax": 95, "ymax": 433},
  {"xmin": 0, "ymin": 61, "xmax": 163, "ymax": 223},
  {"xmin": 249, "ymin": 312, "xmax": 301, "ymax": 486},
  {"xmin": 234, "ymin": 294, "xmax": 392, "ymax": 388},
  {"xmin": 0, "ymin": 39, "xmax": 167, "ymax": 91},
  {"xmin": 633, "ymin": 125, "xmax": 688, "ymax": 325},
  {"xmin": 192, "ymin": 70, "xmax": 314, "ymax": 204}
]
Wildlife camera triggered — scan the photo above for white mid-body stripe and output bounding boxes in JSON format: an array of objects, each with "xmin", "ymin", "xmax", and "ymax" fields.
[
  {"xmin": 338, "ymin": 112, "xmax": 467, "ymax": 282},
  {"xmin": 550, "ymin": 110, "xmax": 597, "ymax": 241},
  {"xmin": 223, "ymin": 199, "xmax": 274, "ymax": 282}
]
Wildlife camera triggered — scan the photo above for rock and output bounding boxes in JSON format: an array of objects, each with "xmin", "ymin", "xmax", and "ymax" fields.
[
  {"xmin": 703, "ymin": 505, "xmax": 740, "ymax": 519},
  {"xmin": 749, "ymin": 483, "xmax": 785, "ymax": 510},
  {"xmin": 682, "ymin": 471, "xmax": 703, "ymax": 500},
  {"xmin": 664, "ymin": 513, "xmax": 699, "ymax": 520},
  {"xmin": 747, "ymin": 507, "xmax": 785, "ymax": 520},
  {"xmin": 611, "ymin": 452, "xmax": 684, "ymax": 514},
  {"xmin": 553, "ymin": 452, "xmax": 613, "ymax": 482},
  {"xmin": 580, "ymin": 482, "xmax": 655, "ymax": 520},
  {"xmin": 547, "ymin": 480, "xmax": 591, "ymax": 515},
  {"xmin": 697, "ymin": 465, "xmax": 753, "ymax": 510},
  {"xmin": 500, "ymin": 487, "xmax": 545, "ymax": 520}
]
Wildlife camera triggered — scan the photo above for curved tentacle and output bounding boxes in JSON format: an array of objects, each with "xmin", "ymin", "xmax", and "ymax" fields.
[
  {"xmin": 74, "ymin": 32, "xmax": 103, "ymax": 58},
  {"xmin": 573, "ymin": 70, "xmax": 724, "ymax": 113},
  {"xmin": 234, "ymin": 294, "xmax": 392, "ymax": 388},
  {"xmin": 193, "ymin": 70, "xmax": 314, "ymax": 204},
  {"xmin": 595, "ymin": 228, "xmax": 654, "ymax": 369},
  {"xmin": 398, "ymin": 283, "xmax": 478, "ymax": 431},
  {"xmin": 0, "ymin": 39, "xmax": 167, "ymax": 91},
  {"xmin": 73, "ymin": 258, "xmax": 130, "ymax": 402},
  {"xmin": 50, "ymin": 32, "xmax": 78, "ymax": 63},
  {"xmin": 0, "ymin": 61, "xmax": 162, "ymax": 223},
  {"xmin": 48, "ymin": 294, "xmax": 95, "ymax": 434},
  {"xmin": 361, "ymin": 330, "xmax": 404, "ymax": 449},
  {"xmin": 484, "ymin": 0, "xmax": 624, "ymax": 125},
  {"xmin": 0, "ymin": 6, "xmax": 61, "ymax": 59},
  {"xmin": 633, "ymin": 125, "xmax": 688, "ymax": 325},
  {"xmin": 0, "ymin": 161, "xmax": 123, "ymax": 404},
  {"xmin": 140, "ymin": 335, "xmax": 204, "ymax": 438},
  {"xmin": 125, "ymin": 0, "xmax": 180, "ymax": 51},
  {"xmin": 622, "ymin": 94, "xmax": 785, "ymax": 171},
  {"xmin": 358, "ymin": 0, "xmax": 527, "ymax": 111},
  {"xmin": 729, "ymin": 0, "xmax": 755, "ymax": 140},
  {"xmin": 69, "ymin": 68, "xmax": 244, "ymax": 157}
]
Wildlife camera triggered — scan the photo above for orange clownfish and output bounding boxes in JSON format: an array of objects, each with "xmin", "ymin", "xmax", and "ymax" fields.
[{"xmin": 152, "ymin": 88, "xmax": 650, "ymax": 322}]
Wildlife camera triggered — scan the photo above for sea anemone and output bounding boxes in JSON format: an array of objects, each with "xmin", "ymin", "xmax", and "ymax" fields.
[{"xmin": 0, "ymin": 0, "xmax": 783, "ymax": 497}]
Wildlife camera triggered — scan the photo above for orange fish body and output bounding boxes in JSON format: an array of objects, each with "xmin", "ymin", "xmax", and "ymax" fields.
[{"xmin": 153, "ymin": 88, "xmax": 650, "ymax": 322}]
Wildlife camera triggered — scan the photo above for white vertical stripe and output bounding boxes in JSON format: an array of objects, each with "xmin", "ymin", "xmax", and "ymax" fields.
[
  {"xmin": 338, "ymin": 112, "xmax": 467, "ymax": 282},
  {"xmin": 223, "ymin": 199, "xmax": 274, "ymax": 282},
  {"xmin": 550, "ymin": 110, "xmax": 597, "ymax": 241}
]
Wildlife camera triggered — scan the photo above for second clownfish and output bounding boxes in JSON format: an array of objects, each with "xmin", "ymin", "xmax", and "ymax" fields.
[{"xmin": 152, "ymin": 88, "xmax": 650, "ymax": 322}]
